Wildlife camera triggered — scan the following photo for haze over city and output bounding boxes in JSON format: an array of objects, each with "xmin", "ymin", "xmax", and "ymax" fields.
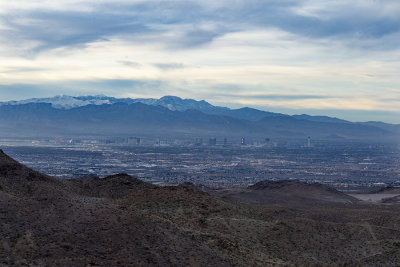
[{"xmin": 1, "ymin": 0, "xmax": 400, "ymax": 122}]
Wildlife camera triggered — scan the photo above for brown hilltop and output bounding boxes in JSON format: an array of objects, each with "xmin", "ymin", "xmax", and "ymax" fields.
[
  {"xmin": 0, "ymin": 149, "xmax": 69, "ymax": 200},
  {"xmin": 0, "ymin": 150, "xmax": 286, "ymax": 266},
  {"xmin": 1, "ymin": 150, "xmax": 400, "ymax": 266},
  {"xmin": 372, "ymin": 186, "xmax": 400, "ymax": 195},
  {"xmin": 0, "ymin": 148, "xmax": 49, "ymax": 182},
  {"xmin": 0, "ymin": 149, "xmax": 154, "ymax": 201},
  {"xmin": 211, "ymin": 179, "xmax": 359, "ymax": 205},
  {"xmin": 381, "ymin": 194, "xmax": 400, "ymax": 203},
  {"xmin": 67, "ymin": 173, "xmax": 156, "ymax": 199},
  {"xmin": 250, "ymin": 179, "xmax": 359, "ymax": 202}
]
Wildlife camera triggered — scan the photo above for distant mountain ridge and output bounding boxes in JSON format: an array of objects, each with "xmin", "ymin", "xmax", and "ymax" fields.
[
  {"xmin": 0, "ymin": 95, "xmax": 398, "ymax": 140},
  {"xmin": 2, "ymin": 94, "xmax": 398, "ymax": 125},
  {"xmin": 0, "ymin": 95, "xmax": 220, "ymax": 111},
  {"xmin": 0, "ymin": 95, "xmax": 112, "ymax": 109},
  {"xmin": 0, "ymin": 95, "xmax": 285, "ymax": 121}
]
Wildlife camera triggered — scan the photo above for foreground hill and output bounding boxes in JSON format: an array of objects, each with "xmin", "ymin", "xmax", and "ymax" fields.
[
  {"xmin": 373, "ymin": 186, "xmax": 400, "ymax": 195},
  {"xmin": 1, "ymin": 150, "xmax": 400, "ymax": 266},
  {"xmin": 211, "ymin": 180, "xmax": 359, "ymax": 205}
]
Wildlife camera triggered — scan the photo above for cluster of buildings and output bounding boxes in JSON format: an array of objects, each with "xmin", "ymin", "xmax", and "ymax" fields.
[
  {"xmin": 53, "ymin": 136, "xmax": 277, "ymax": 147},
  {"xmin": 4, "ymin": 139, "xmax": 398, "ymax": 191}
]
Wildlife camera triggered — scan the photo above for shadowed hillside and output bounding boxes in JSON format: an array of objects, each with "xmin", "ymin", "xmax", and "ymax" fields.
[
  {"xmin": 211, "ymin": 180, "xmax": 359, "ymax": 205},
  {"xmin": 1, "ymin": 150, "xmax": 400, "ymax": 266}
]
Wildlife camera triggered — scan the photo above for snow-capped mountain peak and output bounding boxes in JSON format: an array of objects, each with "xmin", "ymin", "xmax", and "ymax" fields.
[
  {"xmin": 0, "ymin": 95, "xmax": 111, "ymax": 109},
  {"xmin": 0, "ymin": 95, "xmax": 217, "ymax": 112}
]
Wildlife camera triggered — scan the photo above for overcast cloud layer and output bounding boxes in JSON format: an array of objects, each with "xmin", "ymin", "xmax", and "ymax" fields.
[{"xmin": 0, "ymin": 0, "xmax": 400, "ymax": 122}]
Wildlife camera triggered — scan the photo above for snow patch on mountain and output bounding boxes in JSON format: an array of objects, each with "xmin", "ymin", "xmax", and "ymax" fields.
[
  {"xmin": 0, "ymin": 95, "xmax": 219, "ymax": 112},
  {"xmin": 0, "ymin": 95, "xmax": 111, "ymax": 109}
]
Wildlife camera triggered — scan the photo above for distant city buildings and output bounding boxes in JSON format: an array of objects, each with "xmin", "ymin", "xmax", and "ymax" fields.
[
  {"xmin": 52, "ymin": 135, "xmax": 283, "ymax": 148},
  {"xmin": 209, "ymin": 138, "xmax": 217, "ymax": 146},
  {"xmin": 2, "ymin": 137, "xmax": 398, "ymax": 190},
  {"xmin": 195, "ymin": 138, "xmax": 203, "ymax": 146},
  {"xmin": 128, "ymin": 137, "xmax": 141, "ymax": 145}
]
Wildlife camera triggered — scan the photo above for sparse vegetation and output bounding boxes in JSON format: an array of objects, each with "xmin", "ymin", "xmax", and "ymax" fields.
[{"xmin": 1, "ymin": 149, "xmax": 400, "ymax": 266}]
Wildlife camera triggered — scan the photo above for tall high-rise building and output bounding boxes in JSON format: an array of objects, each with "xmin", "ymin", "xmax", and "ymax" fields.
[
  {"xmin": 128, "ymin": 137, "xmax": 141, "ymax": 145},
  {"xmin": 195, "ymin": 138, "xmax": 203, "ymax": 146},
  {"xmin": 209, "ymin": 138, "xmax": 217, "ymax": 146}
]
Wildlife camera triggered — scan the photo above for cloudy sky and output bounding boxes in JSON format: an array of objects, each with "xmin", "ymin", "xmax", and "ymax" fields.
[{"xmin": 0, "ymin": 0, "xmax": 400, "ymax": 122}]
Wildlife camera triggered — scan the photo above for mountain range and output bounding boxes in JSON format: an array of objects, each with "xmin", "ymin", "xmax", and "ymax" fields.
[
  {"xmin": 0, "ymin": 95, "xmax": 399, "ymax": 141},
  {"xmin": 0, "ymin": 95, "xmax": 286, "ymax": 121}
]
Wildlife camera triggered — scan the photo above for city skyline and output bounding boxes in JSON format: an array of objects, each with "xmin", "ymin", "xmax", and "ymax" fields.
[{"xmin": 1, "ymin": 1, "xmax": 400, "ymax": 123}]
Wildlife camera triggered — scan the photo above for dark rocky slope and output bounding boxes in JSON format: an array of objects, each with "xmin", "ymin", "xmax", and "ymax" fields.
[
  {"xmin": 211, "ymin": 180, "xmax": 359, "ymax": 205},
  {"xmin": 1, "ymin": 150, "xmax": 400, "ymax": 266}
]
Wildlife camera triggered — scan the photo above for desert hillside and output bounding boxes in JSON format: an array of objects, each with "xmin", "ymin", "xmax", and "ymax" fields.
[{"xmin": 1, "ymin": 149, "xmax": 400, "ymax": 266}]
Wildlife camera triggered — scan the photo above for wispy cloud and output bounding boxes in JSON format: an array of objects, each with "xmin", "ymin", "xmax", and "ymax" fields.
[
  {"xmin": 215, "ymin": 93, "xmax": 333, "ymax": 100},
  {"xmin": 2, "ymin": 0, "xmax": 400, "ymax": 54},
  {"xmin": 153, "ymin": 63, "xmax": 185, "ymax": 70},
  {"xmin": 117, "ymin": 60, "xmax": 142, "ymax": 68}
]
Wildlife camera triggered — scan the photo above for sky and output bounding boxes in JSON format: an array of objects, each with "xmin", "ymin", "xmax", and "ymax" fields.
[{"xmin": 0, "ymin": 0, "xmax": 400, "ymax": 123}]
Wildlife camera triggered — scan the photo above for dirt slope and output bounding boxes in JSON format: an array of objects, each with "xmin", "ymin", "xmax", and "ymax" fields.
[
  {"xmin": 211, "ymin": 180, "xmax": 359, "ymax": 205},
  {"xmin": 1, "ymin": 150, "xmax": 400, "ymax": 266}
]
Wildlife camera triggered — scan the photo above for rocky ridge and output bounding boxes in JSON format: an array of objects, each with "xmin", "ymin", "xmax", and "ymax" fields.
[{"xmin": 1, "ymin": 150, "xmax": 400, "ymax": 266}]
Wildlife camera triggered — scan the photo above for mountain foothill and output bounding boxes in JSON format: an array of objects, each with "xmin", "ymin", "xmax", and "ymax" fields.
[{"xmin": 1, "ymin": 149, "xmax": 400, "ymax": 266}]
